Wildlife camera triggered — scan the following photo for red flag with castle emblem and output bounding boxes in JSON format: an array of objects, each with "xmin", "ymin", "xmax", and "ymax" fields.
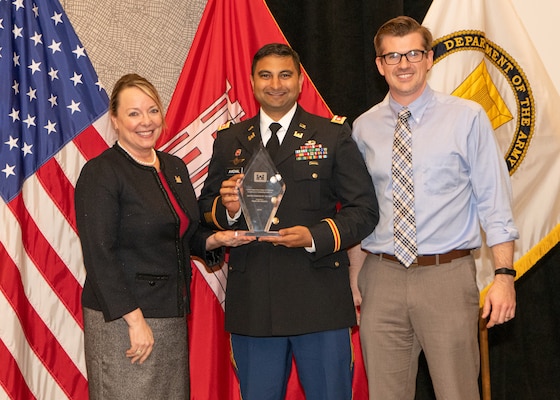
[{"xmin": 157, "ymin": 0, "xmax": 368, "ymax": 398}]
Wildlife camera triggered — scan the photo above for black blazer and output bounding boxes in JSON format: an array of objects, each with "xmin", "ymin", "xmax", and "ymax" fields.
[
  {"xmin": 75, "ymin": 145, "xmax": 215, "ymax": 321},
  {"xmin": 199, "ymin": 106, "xmax": 379, "ymax": 336}
]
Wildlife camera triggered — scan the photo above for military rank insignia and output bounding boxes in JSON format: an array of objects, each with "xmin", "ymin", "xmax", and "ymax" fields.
[
  {"xmin": 218, "ymin": 121, "xmax": 232, "ymax": 131},
  {"xmin": 331, "ymin": 115, "xmax": 347, "ymax": 124},
  {"xmin": 295, "ymin": 141, "xmax": 328, "ymax": 160}
]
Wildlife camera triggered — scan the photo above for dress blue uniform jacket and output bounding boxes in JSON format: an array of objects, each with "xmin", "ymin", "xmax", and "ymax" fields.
[{"xmin": 198, "ymin": 106, "xmax": 379, "ymax": 336}]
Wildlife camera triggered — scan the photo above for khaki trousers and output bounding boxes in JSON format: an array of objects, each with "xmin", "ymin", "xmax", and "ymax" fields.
[{"xmin": 358, "ymin": 254, "xmax": 480, "ymax": 400}]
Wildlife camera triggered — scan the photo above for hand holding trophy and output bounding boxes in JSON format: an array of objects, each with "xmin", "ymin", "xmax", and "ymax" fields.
[{"xmin": 238, "ymin": 143, "xmax": 285, "ymax": 236}]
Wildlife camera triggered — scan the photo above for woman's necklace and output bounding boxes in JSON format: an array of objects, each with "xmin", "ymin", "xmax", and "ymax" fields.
[{"xmin": 117, "ymin": 141, "xmax": 157, "ymax": 167}]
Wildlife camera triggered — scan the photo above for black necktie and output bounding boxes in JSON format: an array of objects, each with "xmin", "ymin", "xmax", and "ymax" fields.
[{"xmin": 266, "ymin": 122, "xmax": 282, "ymax": 159}]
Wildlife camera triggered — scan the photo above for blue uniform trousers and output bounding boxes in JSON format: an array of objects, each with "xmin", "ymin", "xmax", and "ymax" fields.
[{"xmin": 231, "ymin": 328, "xmax": 353, "ymax": 400}]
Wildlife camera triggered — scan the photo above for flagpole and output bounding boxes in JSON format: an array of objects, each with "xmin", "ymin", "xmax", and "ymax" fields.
[{"xmin": 479, "ymin": 311, "xmax": 491, "ymax": 400}]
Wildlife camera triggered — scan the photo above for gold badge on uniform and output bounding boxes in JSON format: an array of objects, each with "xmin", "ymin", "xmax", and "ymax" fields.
[
  {"xmin": 232, "ymin": 148, "xmax": 245, "ymax": 164},
  {"xmin": 175, "ymin": 176, "xmax": 183, "ymax": 183},
  {"xmin": 218, "ymin": 121, "xmax": 232, "ymax": 131},
  {"xmin": 331, "ymin": 115, "xmax": 347, "ymax": 124}
]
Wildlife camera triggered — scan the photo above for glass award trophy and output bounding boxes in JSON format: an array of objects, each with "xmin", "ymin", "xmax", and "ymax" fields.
[{"xmin": 238, "ymin": 144, "xmax": 285, "ymax": 236}]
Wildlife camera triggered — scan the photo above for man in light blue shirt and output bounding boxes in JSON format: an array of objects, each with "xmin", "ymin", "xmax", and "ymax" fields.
[{"xmin": 349, "ymin": 16, "xmax": 519, "ymax": 400}]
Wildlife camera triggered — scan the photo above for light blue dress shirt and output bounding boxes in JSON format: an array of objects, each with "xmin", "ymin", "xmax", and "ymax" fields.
[{"xmin": 352, "ymin": 85, "xmax": 519, "ymax": 255}]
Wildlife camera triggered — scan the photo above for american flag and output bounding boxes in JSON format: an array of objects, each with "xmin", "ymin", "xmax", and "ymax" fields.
[{"xmin": 0, "ymin": 0, "xmax": 114, "ymax": 398}]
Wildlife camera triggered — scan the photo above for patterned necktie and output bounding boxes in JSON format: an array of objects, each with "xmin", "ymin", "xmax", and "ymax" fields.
[
  {"xmin": 392, "ymin": 108, "xmax": 417, "ymax": 267},
  {"xmin": 266, "ymin": 122, "xmax": 282, "ymax": 159}
]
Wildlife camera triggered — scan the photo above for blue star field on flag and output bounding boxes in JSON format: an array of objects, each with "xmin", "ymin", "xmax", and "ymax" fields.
[{"xmin": 0, "ymin": 0, "xmax": 108, "ymax": 202}]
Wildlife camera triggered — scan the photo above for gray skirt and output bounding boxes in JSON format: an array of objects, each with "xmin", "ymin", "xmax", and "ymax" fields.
[{"xmin": 83, "ymin": 307, "xmax": 189, "ymax": 400}]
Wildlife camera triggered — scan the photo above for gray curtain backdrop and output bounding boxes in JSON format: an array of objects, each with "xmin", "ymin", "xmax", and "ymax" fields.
[{"xmin": 62, "ymin": 0, "xmax": 206, "ymax": 107}]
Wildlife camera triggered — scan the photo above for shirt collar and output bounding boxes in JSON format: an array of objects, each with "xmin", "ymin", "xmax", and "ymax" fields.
[
  {"xmin": 389, "ymin": 84, "xmax": 434, "ymax": 125},
  {"xmin": 259, "ymin": 103, "xmax": 298, "ymax": 137}
]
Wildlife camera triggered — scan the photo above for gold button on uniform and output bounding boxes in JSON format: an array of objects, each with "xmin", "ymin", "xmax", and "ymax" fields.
[
  {"xmin": 334, "ymin": 261, "xmax": 340, "ymax": 267},
  {"xmin": 312, "ymin": 173, "xmax": 318, "ymax": 179}
]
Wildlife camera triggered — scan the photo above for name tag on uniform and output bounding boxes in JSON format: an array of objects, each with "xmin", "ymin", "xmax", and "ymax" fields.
[{"xmin": 226, "ymin": 167, "xmax": 244, "ymax": 176}]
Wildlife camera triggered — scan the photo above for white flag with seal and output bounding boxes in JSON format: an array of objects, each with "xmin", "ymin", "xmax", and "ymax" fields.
[{"xmin": 423, "ymin": 0, "xmax": 560, "ymax": 300}]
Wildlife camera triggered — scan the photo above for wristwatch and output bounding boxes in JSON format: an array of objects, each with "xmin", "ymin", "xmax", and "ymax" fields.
[{"xmin": 494, "ymin": 267, "xmax": 517, "ymax": 277}]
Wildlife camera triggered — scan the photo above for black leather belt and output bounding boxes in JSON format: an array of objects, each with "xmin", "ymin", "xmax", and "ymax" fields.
[{"xmin": 374, "ymin": 249, "xmax": 472, "ymax": 266}]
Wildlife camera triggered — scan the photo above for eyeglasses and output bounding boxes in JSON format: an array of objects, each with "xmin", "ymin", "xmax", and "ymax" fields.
[{"xmin": 379, "ymin": 49, "xmax": 428, "ymax": 65}]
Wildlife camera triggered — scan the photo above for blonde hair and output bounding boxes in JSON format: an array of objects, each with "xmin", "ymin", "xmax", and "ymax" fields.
[{"xmin": 109, "ymin": 73, "xmax": 167, "ymax": 129}]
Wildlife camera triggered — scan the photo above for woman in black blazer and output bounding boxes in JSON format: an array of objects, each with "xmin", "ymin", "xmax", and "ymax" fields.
[{"xmin": 75, "ymin": 74, "xmax": 252, "ymax": 400}]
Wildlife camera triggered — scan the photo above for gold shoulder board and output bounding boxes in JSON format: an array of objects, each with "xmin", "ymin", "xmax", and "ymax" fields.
[
  {"xmin": 331, "ymin": 115, "xmax": 347, "ymax": 125},
  {"xmin": 218, "ymin": 121, "xmax": 232, "ymax": 131}
]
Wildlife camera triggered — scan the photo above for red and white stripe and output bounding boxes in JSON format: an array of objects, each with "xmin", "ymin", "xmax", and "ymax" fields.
[{"xmin": 0, "ymin": 114, "xmax": 115, "ymax": 400}]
